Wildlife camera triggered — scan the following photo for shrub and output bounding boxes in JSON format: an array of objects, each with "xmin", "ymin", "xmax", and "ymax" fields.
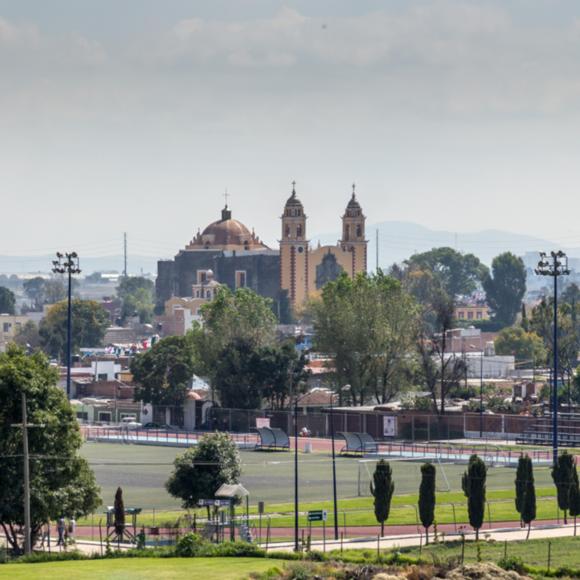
[{"xmin": 174, "ymin": 533, "xmax": 206, "ymax": 557}]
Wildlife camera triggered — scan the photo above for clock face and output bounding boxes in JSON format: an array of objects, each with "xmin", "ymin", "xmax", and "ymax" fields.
[{"xmin": 297, "ymin": 246, "xmax": 304, "ymax": 253}]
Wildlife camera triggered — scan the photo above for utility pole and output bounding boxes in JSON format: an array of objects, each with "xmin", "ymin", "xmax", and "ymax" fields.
[
  {"xmin": 11, "ymin": 393, "xmax": 43, "ymax": 555},
  {"xmin": 123, "ymin": 232, "xmax": 128, "ymax": 278},
  {"xmin": 535, "ymin": 251, "xmax": 570, "ymax": 465},
  {"xmin": 375, "ymin": 229, "xmax": 379, "ymax": 273},
  {"xmin": 52, "ymin": 252, "xmax": 81, "ymax": 399}
]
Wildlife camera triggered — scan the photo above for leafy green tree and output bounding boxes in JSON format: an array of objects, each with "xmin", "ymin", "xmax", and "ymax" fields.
[
  {"xmin": 406, "ymin": 247, "xmax": 488, "ymax": 298},
  {"xmin": 515, "ymin": 455, "xmax": 536, "ymax": 539},
  {"xmin": 195, "ymin": 287, "xmax": 277, "ymax": 380},
  {"xmin": 39, "ymin": 299, "xmax": 110, "ymax": 361},
  {"xmin": 312, "ymin": 272, "xmax": 417, "ymax": 406},
  {"xmin": 0, "ymin": 286, "xmax": 16, "ymax": 314},
  {"xmin": 131, "ymin": 335, "xmax": 197, "ymax": 407},
  {"xmin": 43, "ymin": 278, "xmax": 68, "ymax": 304},
  {"xmin": 462, "ymin": 454, "xmax": 487, "ymax": 541},
  {"xmin": 117, "ymin": 276, "xmax": 155, "ymax": 323},
  {"xmin": 0, "ymin": 346, "xmax": 101, "ymax": 552},
  {"xmin": 552, "ymin": 451, "xmax": 575, "ymax": 524},
  {"xmin": 370, "ymin": 459, "xmax": 395, "ymax": 536},
  {"xmin": 569, "ymin": 464, "xmax": 580, "ymax": 536},
  {"xmin": 166, "ymin": 432, "xmax": 242, "ymax": 509},
  {"xmin": 418, "ymin": 463, "xmax": 436, "ymax": 544},
  {"xmin": 482, "ymin": 252, "xmax": 526, "ymax": 327},
  {"xmin": 494, "ymin": 326, "xmax": 546, "ymax": 367}
]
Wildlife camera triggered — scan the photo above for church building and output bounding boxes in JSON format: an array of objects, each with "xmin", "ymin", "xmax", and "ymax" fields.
[{"xmin": 155, "ymin": 184, "xmax": 367, "ymax": 317}]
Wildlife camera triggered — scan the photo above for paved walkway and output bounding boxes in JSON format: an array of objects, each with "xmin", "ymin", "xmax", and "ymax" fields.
[{"xmin": 267, "ymin": 521, "xmax": 580, "ymax": 552}]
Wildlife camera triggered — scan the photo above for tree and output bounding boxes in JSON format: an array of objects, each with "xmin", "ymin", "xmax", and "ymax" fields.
[
  {"xmin": 114, "ymin": 487, "xmax": 125, "ymax": 540},
  {"xmin": 552, "ymin": 451, "xmax": 575, "ymax": 524},
  {"xmin": 569, "ymin": 464, "xmax": 580, "ymax": 536},
  {"xmin": 39, "ymin": 299, "xmax": 110, "ymax": 361},
  {"xmin": 418, "ymin": 463, "xmax": 436, "ymax": 544},
  {"xmin": 0, "ymin": 346, "xmax": 101, "ymax": 553},
  {"xmin": 515, "ymin": 454, "xmax": 536, "ymax": 539},
  {"xmin": 312, "ymin": 272, "xmax": 417, "ymax": 406},
  {"xmin": 12, "ymin": 320, "xmax": 41, "ymax": 352},
  {"xmin": 494, "ymin": 326, "xmax": 546, "ymax": 367},
  {"xmin": 370, "ymin": 459, "xmax": 395, "ymax": 536},
  {"xmin": 166, "ymin": 432, "xmax": 242, "ymax": 509},
  {"xmin": 416, "ymin": 291, "xmax": 466, "ymax": 415},
  {"xmin": 23, "ymin": 277, "xmax": 46, "ymax": 311},
  {"xmin": 0, "ymin": 286, "xmax": 15, "ymax": 314},
  {"xmin": 131, "ymin": 335, "xmax": 197, "ymax": 407},
  {"xmin": 43, "ymin": 278, "xmax": 69, "ymax": 304},
  {"xmin": 406, "ymin": 247, "xmax": 488, "ymax": 298},
  {"xmin": 117, "ymin": 276, "xmax": 155, "ymax": 323},
  {"xmin": 195, "ymin": 287, "xmax": 277, "ymax": 380},
  {"xmin": 482, "ymin": 252, "xmax": 526, "ymax": 327},
  {"xmin": 462, "ymin": 454, "xmax": 487, "ymax": 541}
]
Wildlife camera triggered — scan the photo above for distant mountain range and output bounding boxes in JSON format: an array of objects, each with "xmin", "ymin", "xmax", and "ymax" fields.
[{"xmin": 1, "ymin": 222, "xmax": 577, "ymax": 275}]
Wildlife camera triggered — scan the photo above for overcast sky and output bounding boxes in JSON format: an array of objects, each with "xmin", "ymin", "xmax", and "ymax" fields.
[{"xmin": 2, "ymin": 0, "xmax": 580, "ymax": 260}]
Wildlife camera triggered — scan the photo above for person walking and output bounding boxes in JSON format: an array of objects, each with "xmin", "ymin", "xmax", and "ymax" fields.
[{"xmin": 56, "ymin": 517, "xmax": 66, "ymax": 546}]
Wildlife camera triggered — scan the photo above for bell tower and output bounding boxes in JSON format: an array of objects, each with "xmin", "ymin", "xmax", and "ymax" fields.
[
  {"xmin": 340, "ymin": 184, "xmax": 367, "ymax": 276},
  {"xmin": 280, "ymin": 182, "xmax": 309, "ymax": 307}
]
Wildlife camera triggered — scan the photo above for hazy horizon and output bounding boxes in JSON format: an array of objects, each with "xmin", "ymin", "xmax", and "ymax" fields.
[{"xmin": 2, "ymin": 1, "xmax": 580, "ymax": 259}]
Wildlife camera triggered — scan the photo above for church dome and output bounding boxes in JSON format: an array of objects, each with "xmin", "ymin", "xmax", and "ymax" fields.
[
  {"xmin": 285, "ymin": 182, "xmax": 303, "ymax": 208},
  {"xmin": 187, "ymin": 205, "xmax": 268, "ymax": 250}
]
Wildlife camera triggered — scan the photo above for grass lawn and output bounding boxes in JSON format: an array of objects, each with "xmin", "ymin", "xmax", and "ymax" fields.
[
  {"xmin": 0, "ymin": 557, "xmax": 284, "ymax": 580},
  {"xmin": 397, "ymin": 535, "xmax": 580, "ymax": 570}
]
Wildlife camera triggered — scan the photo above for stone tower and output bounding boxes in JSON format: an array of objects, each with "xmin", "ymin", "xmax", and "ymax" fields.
[
  {"xmin": 280, "ymin": 182, "xmax": 309, "ymax": 307},
  {"xmin": 340, "ymin": 185, "xmax": 367, "ymax": 276}
]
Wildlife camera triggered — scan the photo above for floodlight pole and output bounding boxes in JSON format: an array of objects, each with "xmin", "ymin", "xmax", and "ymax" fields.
[
  {"xmin": 293, "ymin": 387, "xmax": 299, "ymax": 552},
  {"xmin": 52, "ymin": 252, "xmax": 81, "ymax": 399},
  {"xmin": 479, "ymin": 335, "xmax": 484, "ymax": 439},
  {"xmin": 535, "ymin": 251, "xmax": 570, "ymax": 465}
]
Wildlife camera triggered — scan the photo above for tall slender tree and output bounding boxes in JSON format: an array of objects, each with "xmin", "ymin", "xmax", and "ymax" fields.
[
  {"xmin": 515, "ymin": 455, "xmax": 536, "ymax": 539},
  {"xmin": 418, "ymin": 463, "xmax": 436, "ymax": 544},
  {"xmin": 370, "ymin": 459, "xmax": 395, "ymax": 536},
  {"xmin": 569, "ymin": 464, "xmax": 580, "ymax": 537},
  {"xmin": 114, "ymin": 487, "xmax": 125, "ymax": 542},
  {"xmin": 552, "ymin": 451, "xmax": 575, "ymax": 524},
  {"xmin": 462, "ymin": 454, "xmax": 487, "ymax": 541}
]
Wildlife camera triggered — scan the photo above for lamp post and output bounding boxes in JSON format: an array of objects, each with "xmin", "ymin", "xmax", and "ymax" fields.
[
  {"xmin": 52, "ymin": 252, "xmax": 81, "ymax": 399},
  {"xmin": 535, "ymin": 251, "xmax": 570, "ymax": 465},
  {"xmin": 293, "ymin": 383, "xmax": 299, "ymax": 552},
  {"xmin": 330, "ymin": 384, "xmax": 350, "ymax": 541}
]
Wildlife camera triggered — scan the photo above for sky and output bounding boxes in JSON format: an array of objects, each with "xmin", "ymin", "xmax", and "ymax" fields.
[{"xmin": 2, "ymin": 0, "xmax": 580, "ymax": 261}]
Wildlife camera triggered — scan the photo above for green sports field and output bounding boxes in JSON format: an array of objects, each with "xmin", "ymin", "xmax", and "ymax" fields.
[{"xmin": 80, "ymin": 442, "xmax": 558, "ymax": 522}]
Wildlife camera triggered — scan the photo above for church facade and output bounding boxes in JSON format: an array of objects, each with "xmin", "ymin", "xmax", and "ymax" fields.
[{"xmin": 155, "ymin": 185, "xmax": 367, "ymax": 316}]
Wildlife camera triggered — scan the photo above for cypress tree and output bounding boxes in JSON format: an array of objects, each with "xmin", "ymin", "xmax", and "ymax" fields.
[
  {"xmin": 370, "ymin": 459, "xmax": 395, "ymax": 536},
  {"xmin": 515, "ymin": 454, "xmax": 526, "ymax": 526},
  {"xmin": 552, "ymin": 451, "xmax": 575, "ymax": 524},
  {"xmin": 114, "ymin": 486, "xmax": 126, "ymax": 540},
  {"xmin": 418, "ymin": 463, "xmax": 436, "ymax": 544},
  {"xmin": 519, "ymin": 455, "xmax": 536, "ymax": 539},
  {"xmin": 569, "ymin": 465, "xmax": 580, "ymax": 536},
  {"xmin": 462, "ymin": 454, "xmax": 487, "ymax": 541}
]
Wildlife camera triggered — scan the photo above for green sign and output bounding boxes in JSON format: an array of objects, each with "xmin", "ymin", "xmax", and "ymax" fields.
[{"xmin": 307, "ymin": 510, "xmax": 327, "ymax": 522}]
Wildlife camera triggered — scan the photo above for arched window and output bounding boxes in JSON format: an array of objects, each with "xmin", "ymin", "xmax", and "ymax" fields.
[
  {"xmin": 297, "ymin": 224, "xmax": 302, "ymax": 238},
  {"xmin": 285, "ymin": 225, "xmax": 290, "ymax": 237},
  {"xmin": 344, "ymin": 225, "xmax": 350, "ymax": 241},
  {"xmin": 356, "ymin": 224, "xmax": 362, "ymax": 238}
]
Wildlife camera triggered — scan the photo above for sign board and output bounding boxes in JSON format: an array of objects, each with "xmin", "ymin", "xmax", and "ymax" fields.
[
  {"xmin": 258, "ymin": 501, "xmax": 265, "ymax": 515},
  {"xmin": 256, "ymin": 417, "xmax": 271, "ymax": 429},
  {"xmin": 197, "ymin": 499, "xmax": 232, "ymax": 508},
  {"xmin": 383, "ymin": 416, "xmax": 397, "ymax": 438},
  {"xmin": 307, "ymin": 510, "xmax": 327, "ymax": 522}
]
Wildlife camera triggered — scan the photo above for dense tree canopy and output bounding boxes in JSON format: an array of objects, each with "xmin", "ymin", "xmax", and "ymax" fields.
[
  {"xmin": 312, "ymin": 272, "xmax": 417, "ymax": 405},
  {"xmin": 0, "ymin": 286, "xmax": 16, "ymax": 314},
  {"xmin": 482, "ymin": 252, "xmax": 526, "ymax": 327},
  {"xmin": 39, "ymin": 299, "xmax": 110, "ymax": 361},
  {"xmin": 494, "ymin": 326, "xmax": 546, "ymax": 366},
  {"xmin": 0, "ymin": 346, "xmax": 101, "ymax": 552},
  {"xmin": 405, "ymin": 247, "xmax": 488, "ymax": 298},
  {"xmin": 131, "ymin": 335, "xmax": 197, "ymax": 406},
  {"xmin": 117, "ymin": 276, "xmax": 155, "ymax": 323},
  {"xmin": 166, "ymin": 432, "xmax": 242, "ymax": 509}
]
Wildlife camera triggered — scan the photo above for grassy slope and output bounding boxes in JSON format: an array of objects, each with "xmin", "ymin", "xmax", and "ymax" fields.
[{"xmin": 0, "ymin": 558, "xmax": 283, "ymax": 580}]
